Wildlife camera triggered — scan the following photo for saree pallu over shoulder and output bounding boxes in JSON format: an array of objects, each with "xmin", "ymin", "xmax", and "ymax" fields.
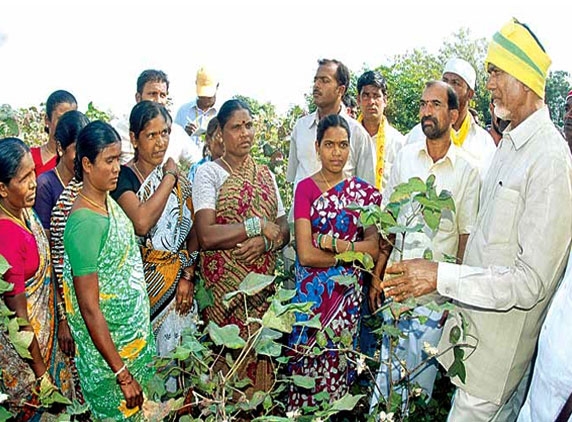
[
  {"xmin": 0, "ymin": 210, "xmax": 72, "ymax": 419},
  {"xmin": 63, "ymin": 199, "xmax": 155, "ymax": 421},
  {"xmin": 135, "ymin": 166, "xmax": 195, "ymax": 357}
]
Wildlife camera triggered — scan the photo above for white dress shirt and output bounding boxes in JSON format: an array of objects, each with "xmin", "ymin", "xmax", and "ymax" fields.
[{"xmin": 436, "ymin": 106, "xmax": 572, "ymax": 405}]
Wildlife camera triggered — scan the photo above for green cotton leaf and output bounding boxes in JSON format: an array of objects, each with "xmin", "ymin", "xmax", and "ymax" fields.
[
  {"xmin": 336, "ymin": 251, "xmax": 374, "ymax": 271},
  {"xmin": 330, "ymin": 275, "xmax": 357, "ymax": 287},
  {"xmin": 453, "ymin": 345, "xmax": 465, "ymax": 360},
  {"xmin": 403, "ymin": 223, "xmax": 425, "ymax": 233},
  {"xmin": 194, "ymin": 279, "xmax": 214, "ymax": 312},
  {"xmin": 425, "ymin": 301, "xmax": 456, "ymax": 313},
  {"xmin": 0, "ymin": 279, "xmax": 13, "ymax": 296},
  {"xmin": 422, "ymin": 208, "xmax": 441, "ymax": 231},
  {"xmin": 387, "ymin": 224, "xmax": 411, "ymax": 234},
  {"xmin": 274, "ymin": 288, "xmax": 296, "ymax": 303},
  {"xmin": 414, "ymin": 195, "xmax": 442, "ymax": 211},
  {"xmin": 329, "ymin": 393, "xmax": 365, "ymax": 412},
  {"xmin": 377, "ymin": 324, "xmax": 402, "ymax": 339},
  {"xmin": 314, "ymin": 391, "xmax": 330, "ymax": 402},
  {"xmin": 254, "ymin": 337, "xmax": 282, "ymax": 357},
  {"xmin": 293, "ymin": 313, "xmax": 322, "ymax": 330},
  {"xmin": 7, "ymin": 318, "xmax": 33, "ymax": 359},
  {"xmin": 339, "ymin": 328, "xmax": 353, "ymax": 348},
  {"xmin": 426, "ymin": 174, "xmax": 436, "ymax": 191},
  {"xmin": 449, "ymin": 325, "xmax": 461, "ymax": 345},
  {"xmin": 206, "ymin": 322, "xmax": 246, "ymax": 349},
  {"xmin": 417, "ymin": 315, "xmax": 429, "ymax": 325},
  {"xmin": 170, "ymin": 345, "xmax": 192, "ymax": 360},
  {"xmin": 442, "ymin": 253, "xmax": 458, "ymax": 264},
  {"xmin": 263, "ymin": 394, "xmax": 273, "ymax": 411},
  {"xmin": 423, "ymin": 248, "xmax": 433, "ymax": 260},
  {"xmin": 291, "ymin": 375, "xmax": 316, "ymax": 389},
  {"xmin": 147, "ymin": 374, "xmax": 167, "ymax": 400},
  {"xmin": 262, "ymin": 301, "xmax": 296, "ymax": 333},
  {"xmin": 39, "ymin": 376, "xmax": 72, "ymax": 407},
  {"xmin": 237, "ymin": 272, "xmax": 276, "ymax": 296},
  {"xmin": 233, "ymin": 377, "xmax": 253, "ymax": 389},
  {"xmin": 406, "ymin": 177, "xmax": 427, "ymax": 193},
  {"xmin": 315, "ymin": 330, "xmax": 327, "ymax": 348},
  {"xmin": 0, "ymin": 406, "xmax": 14, "ymax": 421},
  {"xmin": 275, "ymin": 356, "xmax": 290, "ymax": 365},
  {"xmin": 63, "ymin": 398, "xmax": 90, "ymax": 416},
  {"xmin": 0, "ymin": 255, "xmax": 10, "ymax": 276},
  {"xmin": 252, "ymin": 417, "xmax": 291, "ymax": 422}
]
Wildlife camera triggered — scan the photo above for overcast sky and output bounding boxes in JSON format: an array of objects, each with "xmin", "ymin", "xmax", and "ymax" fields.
[{"xmin": 1, "ymin": 0, "xmax": 570, "ymax": 118}]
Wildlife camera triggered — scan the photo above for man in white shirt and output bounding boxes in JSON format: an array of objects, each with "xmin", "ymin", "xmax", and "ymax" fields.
[
  {"xmin": 113, "ymin": 69, "xmax": 193, "ymax": 165},
  {"xmin": 287, "ymin": 58, "xmax": 374, "ymax": 191},
  {"xmin": 174, "ymin": 66, "xmax": 219, "ymax": 163},
  {"xmin": 382, "ymin": 19, "xmax": 572, "ymax": 421},
  {"xmin": 406, "ymin": 58, "xmax": 496, "ymax": 179},
  {"xmin": 370, "ymin": 81, "xmax": 479, "ymax": 407},
  {"xmin": 356, "ymin": 70, "xmax": 406, "ymax": 191}
]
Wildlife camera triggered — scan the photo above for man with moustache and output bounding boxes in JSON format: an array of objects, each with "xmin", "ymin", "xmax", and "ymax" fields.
[
  {"xmin": 112, "ymin": 69, "xmax": 195, "ymax": 165},
  {"xmin": 407, "ymin": 58, "xmax": 496, "ymax": 179},
  {"xmin": 284, "ymin": 59, "xmax": 375, "ymax": 278},
  {"xmin": 381, "ymin": 19, "xmax": 572, "ymax": 421},
  {"xmin": 286, "ymin": 59, "xmax": 375, "ymax": 193},
  {"xmin": 370, "ymin": 80, "xmax": 479, "ymax": 407}
]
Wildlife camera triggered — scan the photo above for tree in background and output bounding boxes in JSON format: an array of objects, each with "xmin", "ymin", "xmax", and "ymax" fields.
[{"xmin": 545, "ymin": 70, "xmax": 571, "ymax": 127}]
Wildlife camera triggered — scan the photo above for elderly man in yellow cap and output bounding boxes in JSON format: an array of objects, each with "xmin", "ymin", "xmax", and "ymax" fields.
[
  {"xmin": 379, "ymin": 18, "xmax": 572, "ymax": 421},
  {"xmin": 174, "ymin": 66, "xmax": 219, "ymax": 163},
  {"xmin": 406, "ymin": 57, "xmax": 497, "ymax": 179}
]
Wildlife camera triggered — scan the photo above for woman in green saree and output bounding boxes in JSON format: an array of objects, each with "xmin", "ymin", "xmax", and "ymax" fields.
[{"xmin": 63, "ymin": 121, "xmax": 155, "ymax": 420}]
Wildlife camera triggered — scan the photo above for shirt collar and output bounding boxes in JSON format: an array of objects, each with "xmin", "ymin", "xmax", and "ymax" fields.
[
  {"xmin": 503, "ymin": 106, "xmax": 550, "ymax": 150},
  {"xmin": 308, "ymin": 104, "xmax": 345, "ymax": 129},
  {"xmin": 418, "ymin": 139, "xmax": 458, "ymax": 166}
]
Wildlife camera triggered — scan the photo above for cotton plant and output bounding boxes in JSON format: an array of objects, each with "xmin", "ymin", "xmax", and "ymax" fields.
[{"xmin": 335, "ymin": 175, "xmax": 478, "ymax": 420}]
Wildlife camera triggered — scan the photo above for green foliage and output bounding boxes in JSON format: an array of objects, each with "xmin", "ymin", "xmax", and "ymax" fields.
[
  {"xmin": 84, "ymin": 101, "xmax": 112, "ymax": 122},
  {"xmin": 545, "ymin": 70, "xmax": 571, "ymax": 127}
]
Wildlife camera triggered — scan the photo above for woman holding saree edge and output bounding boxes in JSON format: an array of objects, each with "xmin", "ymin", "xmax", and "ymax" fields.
[
  {"xmin": 193, "ymin": 99, "xmax": 289, "ymax": 395},
  {"xmin": 63, "ymin": 121, "xmax": 155, "ymax": 420},
  {"xmin": 0, "ymin": 138, "xmax": 71, "ymax": 420},
  {"xmin": 111, "ymin": 101, "xmax": 197, "ymax": 359},
  {"xmin": 287, "ymin": 115, "xmax": 381, "ymax": 409}
]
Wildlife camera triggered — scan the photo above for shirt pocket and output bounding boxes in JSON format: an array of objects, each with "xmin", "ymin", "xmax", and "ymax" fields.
[{"xmin": 484, "ymin": 187, "xmax": 520, "ymax": 245}]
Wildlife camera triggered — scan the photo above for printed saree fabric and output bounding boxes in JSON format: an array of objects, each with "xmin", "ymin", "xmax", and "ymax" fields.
[
  {"xmin": 199, "ymin": 156, "xmax": 279, "ymax": 394},
  {"xmin": 63, "ymin": 199, "xmax": 155, "ymax": 421},
  {"xmin": 288, "ymin": 177, "xmax": 381, "ymax": 408},
  {"xmin": 0, "ymin": 210, "xmax": 72, "ymax": 420},
  {"xmin": 136, "ymin": 166, "xmax": 195, "ymax": 356}
]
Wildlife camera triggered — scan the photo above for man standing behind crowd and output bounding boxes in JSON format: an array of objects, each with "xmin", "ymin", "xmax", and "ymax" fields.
[
  {"xmin": 287, "ymin": 58, "xmax": 374, "ymax": 191},
  {"xmin": 407, "ymin": 58, "xmax": 496, "ymax": 178},
  {"xmin": 356, "ymin": 70, "xmax": 405, "ymax": 191},
  {"xmin": 115, "ymin": 69, "xmax": 191, "ymax": 165},
  {"xmin": 174, "ymin": 66, "xmax": 219, "ymax": 163},
  {"xmin": 381, "ymin": 19, "xmax": 572, "ymax": 421}
]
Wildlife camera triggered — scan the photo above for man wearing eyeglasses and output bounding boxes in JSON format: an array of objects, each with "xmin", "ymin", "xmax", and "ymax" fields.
[
  {"xmin": 370, "ymin": 80, "xmax": 480, "ymax": 408},
  {"xmin": 406, "ymin": 58, "xmax": 496, "ymax": 180}
]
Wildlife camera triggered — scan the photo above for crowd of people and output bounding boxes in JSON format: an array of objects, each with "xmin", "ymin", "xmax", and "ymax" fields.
[{"xmin": 1, "ymin": 17, "xmax": 572, "ymax": 422}]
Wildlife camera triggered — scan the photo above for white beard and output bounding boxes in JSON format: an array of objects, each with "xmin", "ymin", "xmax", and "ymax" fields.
[{"xmin": 494, "ymin": 104, "xmax": 511, "ymax": 121}]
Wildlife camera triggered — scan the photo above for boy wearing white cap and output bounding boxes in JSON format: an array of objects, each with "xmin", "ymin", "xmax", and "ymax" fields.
[
  {"xmin": 406, "ymin": 58, "xmax": 496, "ymax": 179},
  {"xmin": 174, "ymin": 67, "xmax": 219, "ymax": 163}
]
